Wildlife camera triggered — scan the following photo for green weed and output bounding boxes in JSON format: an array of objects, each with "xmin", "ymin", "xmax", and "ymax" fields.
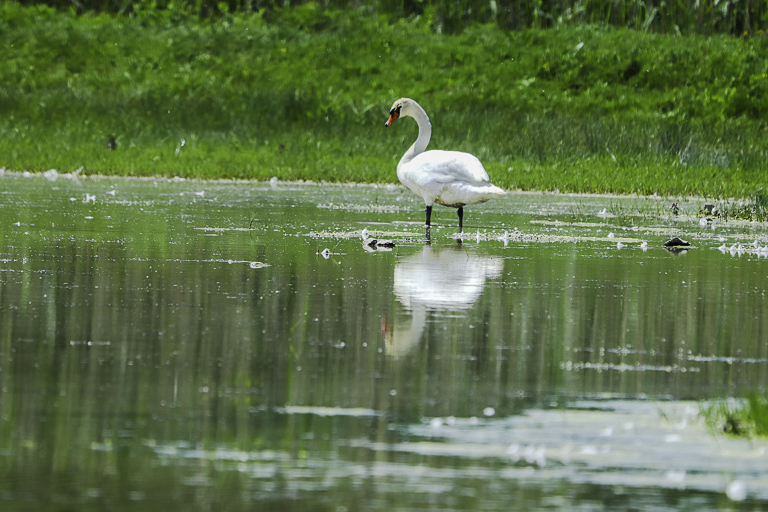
[
  {"xmin": 701, "ymin": 395, "xmax": 768, "ymax": 438},
  {"xmin": 701, "ymin": 189, "xmax": 768, "ymax": 222}
]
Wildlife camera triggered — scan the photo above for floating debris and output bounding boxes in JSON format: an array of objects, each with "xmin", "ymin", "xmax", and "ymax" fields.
[
  {"xmin": 664, "ymin": 237, "xmax": 691, "ymax": 248},
  {"xmin": 726, "ymin": 480, "xmax": 747, "ymax": 501},
  {"xmin": 306, "ymin": 229, "xmax": 418, "ymax": 241},
  {"xmin": 249, "ymin": 262, "xmax": 271, "ymax": 269},
  {"xmin": 363, "ymin": 238, "xmax": 395, "ymax": 252},
  {"xmin": 366, "ymin": 239, "xmax": 395, "ymax": 248},
  {"xmin": 715, "ymin": 242, "xmax": 768, "ymax": 258},
  {"xmin": 317, "ymin": 203, "xmax": 407, "ymax": 212},
  {"xmin": 195, "ymin": 227, "xmax": 258, "ymax": 232},
  {"xmin": 561, "ymin": 360, "xmax": 700, "ymax": 373},
  {"xmin": 276, "ymin": 405, "xmax": 379, "ymax": 417}
]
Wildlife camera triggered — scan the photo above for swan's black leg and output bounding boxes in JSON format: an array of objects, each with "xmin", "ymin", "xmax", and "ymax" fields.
[
  {"xmin": 425, "ymin": 205, "xmax": 432, "ymax": 227},
  {"xmin": 457, "ymin": 207, "xmax": 464, "ymax": 232}
]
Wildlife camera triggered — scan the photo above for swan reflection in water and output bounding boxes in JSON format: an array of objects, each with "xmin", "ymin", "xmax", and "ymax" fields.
[{"xmin": 383, "ymin": 246, "xmax": 503, "ymax": 357}]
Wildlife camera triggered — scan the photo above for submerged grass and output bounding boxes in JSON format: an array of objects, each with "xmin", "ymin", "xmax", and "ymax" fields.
[
  {"xmin": 2, "ymin": 3, "xmax": 768, "ymax": 198},
  {"xmin": 701, "ymin": 395, "xmax": 768, "ymax": 438}
]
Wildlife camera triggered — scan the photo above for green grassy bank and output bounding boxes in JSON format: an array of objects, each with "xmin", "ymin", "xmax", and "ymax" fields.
[{"xmin": 2, "ymin": 2, "xmax": 768, "ymax": 198}]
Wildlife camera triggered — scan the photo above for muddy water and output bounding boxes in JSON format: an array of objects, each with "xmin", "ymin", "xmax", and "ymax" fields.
[{"xmin": 0, "ymin": 174, "xmax": 767, "ymax": 510}]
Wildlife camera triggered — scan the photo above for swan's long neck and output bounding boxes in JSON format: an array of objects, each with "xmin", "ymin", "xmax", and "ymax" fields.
[{"xmin": 398, "ymin": 103, "xmax": 432, "ymax": 170}]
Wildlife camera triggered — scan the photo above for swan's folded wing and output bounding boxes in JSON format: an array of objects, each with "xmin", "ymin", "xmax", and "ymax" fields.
[{"xmin": 409, "ymin": 150, "xmax": 490, "ymax": 185}]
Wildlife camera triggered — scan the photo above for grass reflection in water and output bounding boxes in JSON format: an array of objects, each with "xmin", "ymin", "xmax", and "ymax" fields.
[{"xmin": 0, "ymin": 175, "xmax": 767, "ymax": 510}]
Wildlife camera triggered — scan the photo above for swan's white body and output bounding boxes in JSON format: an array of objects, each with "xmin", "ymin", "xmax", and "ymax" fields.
[{"xmin": 386, "ymin": 98, "xmax": 505, "ymax": 230}]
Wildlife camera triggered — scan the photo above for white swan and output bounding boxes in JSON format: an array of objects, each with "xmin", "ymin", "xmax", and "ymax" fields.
[{"xmin": 385, "ymin": 98, "xmax": 506, "ymax": 231}]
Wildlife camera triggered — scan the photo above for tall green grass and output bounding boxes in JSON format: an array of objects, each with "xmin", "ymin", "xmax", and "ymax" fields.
[
  {"xmin": 16, "ymin": 0, "xmax": 768, "ymax": 35},
  {"xmin": 1, "ymin": 2, "xmax": 767, "ymax": 198}
]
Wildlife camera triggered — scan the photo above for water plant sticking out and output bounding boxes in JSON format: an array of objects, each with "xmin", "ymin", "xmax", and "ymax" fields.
[
  {"xmin": 701, "ymin": 191, "xmax": 768, "ymax": 223},
  {"xmin": 701, "ymin": 395, "xmax": 768, "ymax": 439}
]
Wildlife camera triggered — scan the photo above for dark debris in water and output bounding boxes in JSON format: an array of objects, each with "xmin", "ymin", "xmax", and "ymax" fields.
[
  {"xmin": 367, "ymin": 239, "xmax": 395, "ymax": 248},
  {"xmin": 664, "ymin": 237, "xmax": 691, "ymax": 248}
]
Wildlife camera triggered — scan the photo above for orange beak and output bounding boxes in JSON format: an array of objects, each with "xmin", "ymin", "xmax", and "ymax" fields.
[{"xmin": 385, "ymin": 111, "xmax": 399, "ymax": 127}]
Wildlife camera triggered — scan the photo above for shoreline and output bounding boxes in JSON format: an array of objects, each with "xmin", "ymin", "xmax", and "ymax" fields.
[{"xmin": 0, "ymin": 167, "xmax": 740, "ymax": 205}]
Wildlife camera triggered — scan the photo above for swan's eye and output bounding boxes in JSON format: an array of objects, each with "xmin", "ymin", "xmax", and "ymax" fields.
[{"xmin": 390, "ymin": 105, "xmax": 401, "ymax": 116}]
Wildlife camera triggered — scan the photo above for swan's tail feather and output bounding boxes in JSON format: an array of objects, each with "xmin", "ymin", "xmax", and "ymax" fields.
[
  {"xmin": 469, "ymin": 184, "xmax": 506, "ymax": 203},
  {"xmin": 486, "ymin": 185, "xmax": 506, "ymax": 197},
  {"xmin": 434, "ymin": 182, "xmax": 506, "ymax": 207}
]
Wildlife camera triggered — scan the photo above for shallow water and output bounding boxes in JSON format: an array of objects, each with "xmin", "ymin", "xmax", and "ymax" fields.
[{"xmin": 1, "ymin": 174, "xmax": 767, "ymax": 510}]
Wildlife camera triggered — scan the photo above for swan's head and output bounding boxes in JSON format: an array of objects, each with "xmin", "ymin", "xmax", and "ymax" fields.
[{"xmin": 385, "ymin": 98, "xmax": 416, "ymax": 127}]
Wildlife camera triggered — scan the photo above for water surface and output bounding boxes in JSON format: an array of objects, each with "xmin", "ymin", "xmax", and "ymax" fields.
[{"xmin": 1, "ymin": 174, "xmax": 767, "ymax": 510}]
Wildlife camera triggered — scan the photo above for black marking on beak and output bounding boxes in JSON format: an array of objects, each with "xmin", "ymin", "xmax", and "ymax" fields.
[{"xmin": 385, "ymin": 105, "xmax": 402, "ymax": 127}]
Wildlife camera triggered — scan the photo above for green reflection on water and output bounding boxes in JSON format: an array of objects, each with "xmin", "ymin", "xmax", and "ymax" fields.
[{"xmin": 0, "ymin": 175, "xmax": 767, "ymax": 510}]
